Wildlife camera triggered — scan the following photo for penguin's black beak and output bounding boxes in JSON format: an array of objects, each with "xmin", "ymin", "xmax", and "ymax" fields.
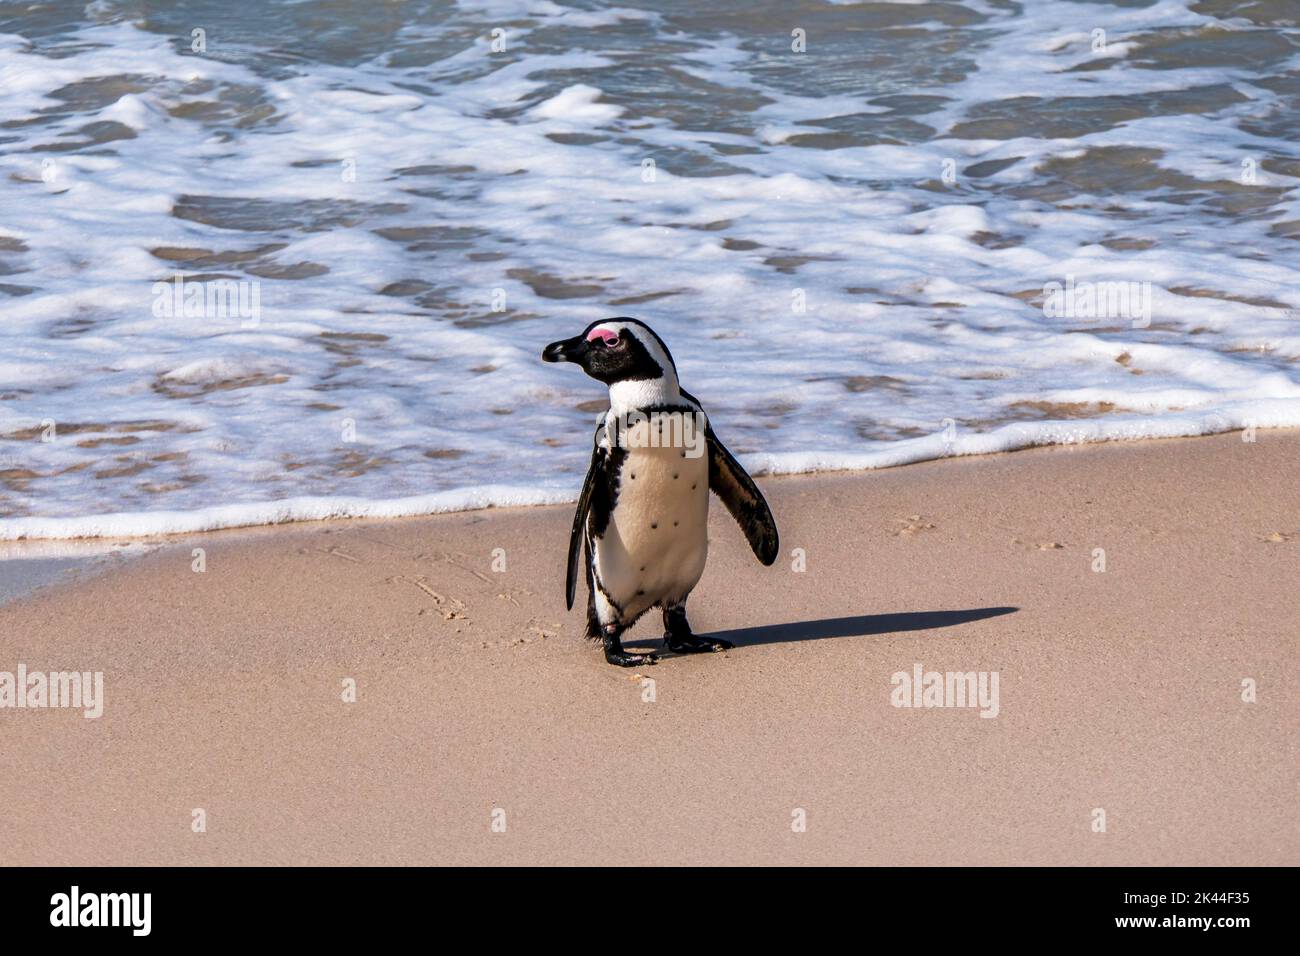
[{"xmin": 542, "ymin": 334, "xmax": 587, "ymax": 365}]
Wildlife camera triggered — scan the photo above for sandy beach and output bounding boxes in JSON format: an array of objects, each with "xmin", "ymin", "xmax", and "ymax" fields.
[{"xmin": 0, "ymin": 431, "xmax": 1296, "ymax": 866}]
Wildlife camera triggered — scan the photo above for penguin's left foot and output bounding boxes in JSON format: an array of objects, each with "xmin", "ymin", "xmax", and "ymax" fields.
[
  {"xmin": 663, "ymin": 632, "xmax": 733, "ymax": 654},
  {"xmin": 605, "ymin": 647, "xmax": 658, "ymax": 667},
  {"xmin": 603, "ymin": 628, "xmax": 657, "ymax": 667}
]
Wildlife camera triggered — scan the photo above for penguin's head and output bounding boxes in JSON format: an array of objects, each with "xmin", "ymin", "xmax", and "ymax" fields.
[{"xmin": 542, "ymin": 318, "xmax": 678, "ymax": 388}]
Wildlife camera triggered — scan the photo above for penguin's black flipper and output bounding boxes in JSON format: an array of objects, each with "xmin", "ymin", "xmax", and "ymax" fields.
[
  {"xmin": 566, "ymin": 427, "xmax": 604, "ymax": 610},
  {"xmin": 705, "ymin": 425, "xmax": 779, "ymax": 566},
  {"xmin": 566, "ymin": 456, "xmax": 595, "ymax": 611}
]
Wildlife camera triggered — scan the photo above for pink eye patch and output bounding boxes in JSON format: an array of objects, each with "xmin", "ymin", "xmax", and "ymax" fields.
[{"xmin": 587, "ymin": 327, "xmax": 619, "ymax": 346}]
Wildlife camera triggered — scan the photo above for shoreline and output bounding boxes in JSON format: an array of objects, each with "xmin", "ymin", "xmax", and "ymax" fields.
[
  {"xmin": 1, "ymin": 430, "xmax": 1296, "ymax": 865},
  {"xmin": 2, "ymin": 421, "xmax": 1297, "ymax": 544},
  {"xmin": 0, "ymin": 427, "xmax": 1281, "ymax": 607}
]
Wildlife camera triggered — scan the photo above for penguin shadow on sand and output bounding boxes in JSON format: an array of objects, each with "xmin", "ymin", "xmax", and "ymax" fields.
[{"xmin": 624, "ymin": 606, "xmax": 1018, "ymax": 657}]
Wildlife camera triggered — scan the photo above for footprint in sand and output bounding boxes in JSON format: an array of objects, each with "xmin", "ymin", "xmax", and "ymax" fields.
[
  {"xmin": 893, "ymin": 514, "xmax": 936, "ymax": 536},
  {"xmin": 315, "ymin": 546, "xmax": 362, "ymax": 563},
  {"xmin": 476, "ymin": 618, "xmax": 560, "ymax": 650},
  {"xmin": 1009, "ymin": 538, "xmax": 1066, "ymax": 550},
  {"xmin": 392, "ymin": 574, "xmax": 468, "ymax": 620}
]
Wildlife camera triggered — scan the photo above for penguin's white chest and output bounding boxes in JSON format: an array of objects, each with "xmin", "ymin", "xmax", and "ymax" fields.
[{"xmin": 592, "ymin": 423, "xmax": 709, "ymax": 622}]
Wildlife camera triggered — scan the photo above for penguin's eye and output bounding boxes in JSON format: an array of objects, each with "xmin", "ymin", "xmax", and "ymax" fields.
[{"xmin": 587, "ymin": 328, "xmax": 622, "ymax": 349}]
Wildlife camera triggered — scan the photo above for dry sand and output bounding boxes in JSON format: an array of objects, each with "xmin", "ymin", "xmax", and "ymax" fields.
[{"xmin": 0, "ymin": 431, "xmax": 1296, "ymax": 866}]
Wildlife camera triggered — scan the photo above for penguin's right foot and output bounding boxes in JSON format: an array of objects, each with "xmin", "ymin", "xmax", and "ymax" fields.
[{"xmin": 664, "ymin": 632, "xmax": 733, "ymax": 654}]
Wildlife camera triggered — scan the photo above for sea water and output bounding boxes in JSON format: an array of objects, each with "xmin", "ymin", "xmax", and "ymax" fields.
[{"xmin": 0, "ymin": 0, "xmax": 1297, "ymax": 539}]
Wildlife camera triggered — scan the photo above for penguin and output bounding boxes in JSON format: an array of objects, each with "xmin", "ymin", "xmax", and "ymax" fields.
[{"xmin": 542, "ymin": 318, "xmax": 779, "ymax": 666}]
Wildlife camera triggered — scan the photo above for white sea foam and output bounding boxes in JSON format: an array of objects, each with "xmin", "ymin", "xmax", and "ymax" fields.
[
  {"xmin": 0, "ymin": 486, "xmax": 576, "ymax": 541},
  {"xmin": 0, "ymin": 0, "xmax": 1296, "ymax": 541}
]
